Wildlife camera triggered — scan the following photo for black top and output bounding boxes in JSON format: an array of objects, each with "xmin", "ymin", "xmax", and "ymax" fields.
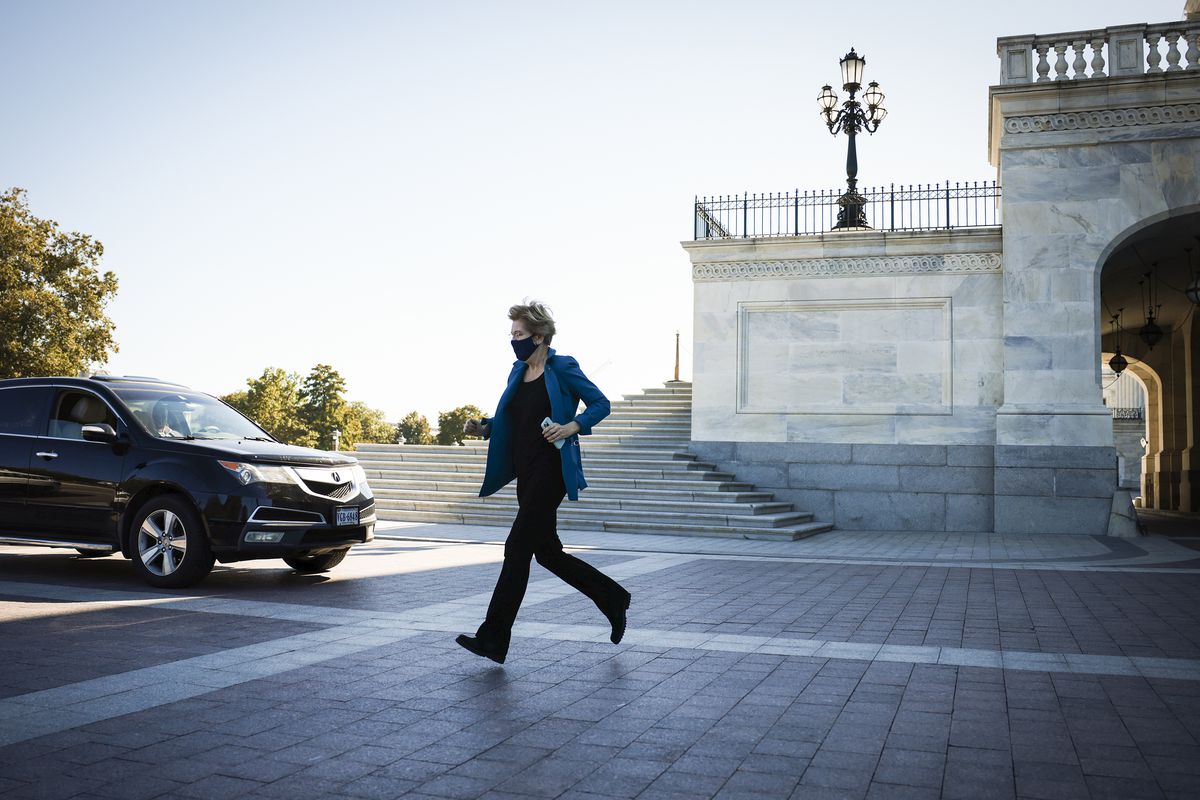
[{"xmin": 509, "ymin": 373, "xmax": 557, "ymax": 477}]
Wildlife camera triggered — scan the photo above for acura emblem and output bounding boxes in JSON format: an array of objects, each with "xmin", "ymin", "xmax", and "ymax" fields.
[{"xmin": 331, "ymin": 471, "xmax": 341, "ymax": 482}]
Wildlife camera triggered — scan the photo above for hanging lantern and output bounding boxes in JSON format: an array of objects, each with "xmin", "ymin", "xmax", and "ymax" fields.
[
  {"xmin": 1139, "ymin": 319, "xmax": 1163, "ymax": 350},
  {"xmin": 1108, "ymin": 350, "xmax": 1128, "ymax": 375},
  {"xmin": 1137, "ymin": 270, "xmax": 1163, "ymax": 350}
]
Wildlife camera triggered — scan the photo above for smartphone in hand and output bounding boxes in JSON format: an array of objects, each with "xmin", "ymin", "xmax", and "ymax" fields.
[{"xmin": 541, "ymin": 417, "xmax": 565, "ymax": 449}]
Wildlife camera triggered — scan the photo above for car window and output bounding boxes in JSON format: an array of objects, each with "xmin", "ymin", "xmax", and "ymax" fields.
[
  {"xmin": 111, "ymin": 387, "xmax": 272, "ymax": 441},
  {"xmin": 49, "ymin": 390, "xmax": 120, "ymax": 441},
  {"xmin": 0, "ymin": 386, "xmax": 50, "ymax": 436}
]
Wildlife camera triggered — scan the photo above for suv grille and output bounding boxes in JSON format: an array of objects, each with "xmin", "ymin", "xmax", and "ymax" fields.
[{"xmin": 292, "ymin": 466, "xmax": 358, "ymax": 500}]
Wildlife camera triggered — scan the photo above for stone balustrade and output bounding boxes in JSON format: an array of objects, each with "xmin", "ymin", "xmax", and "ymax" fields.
[{"xmin": 997, "ymin": 20, "xmax": 1200, "ymax": 84}]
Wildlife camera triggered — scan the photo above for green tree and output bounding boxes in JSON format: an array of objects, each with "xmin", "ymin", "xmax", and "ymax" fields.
[
  {"xmin": 395, "ymin": 411, "xmax": 433, "ymax": 445},
  {"xmin": 0, "ymin": 188, "xmax": 119, "ymax": 378},
  {"xmin": 301, "ymin": 364, "xmax": 347, "ymax": 450},
  {"xmin": 436, "ymin": 404, "xmax": 485, "ymax": 446},
  {"xmin": 220, "ymin": 389, "xmax": 250, "ymax": 416},
  {"xmin": 341, "ymin": 401, "xmax": 393, "ymax": 448},
  {"xmin": 221, "ymin": 367, "xmax": 315, "ymax": 446}
]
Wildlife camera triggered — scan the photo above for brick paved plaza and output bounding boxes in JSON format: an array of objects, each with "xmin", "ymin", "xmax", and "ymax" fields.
[{"xmin": 2, "ymin": 523, "xmax": 1199, "ymax": 800}]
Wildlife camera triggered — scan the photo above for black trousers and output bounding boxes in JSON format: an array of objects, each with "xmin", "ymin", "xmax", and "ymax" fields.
[{"xmin": 476, "ymin": 462, "xmax": 627, "ymax": 652}]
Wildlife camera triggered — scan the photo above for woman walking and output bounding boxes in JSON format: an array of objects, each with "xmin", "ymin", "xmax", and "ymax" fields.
[{"xmin": 455, "ymin": 301, "xmax": 631, "ymax": 664}]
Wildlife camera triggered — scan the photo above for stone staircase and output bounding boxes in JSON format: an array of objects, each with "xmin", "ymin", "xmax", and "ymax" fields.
[{"xmin": 354, "ymin": 382, "xmax": 833, "ymax": 541}]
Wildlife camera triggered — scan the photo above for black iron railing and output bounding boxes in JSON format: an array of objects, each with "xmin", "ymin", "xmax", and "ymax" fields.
[{"xmin": 693, "ymin": 181, "xmax": 1001, "ymax": 240}]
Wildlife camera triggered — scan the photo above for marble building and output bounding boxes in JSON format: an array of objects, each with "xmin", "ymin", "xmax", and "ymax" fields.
[{"xmin": 682, "ymin": 9, "xmax": 1200, "ymax": 535}]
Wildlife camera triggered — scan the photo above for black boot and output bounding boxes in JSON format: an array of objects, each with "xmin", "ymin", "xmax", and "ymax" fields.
[
  {"xmin": 604, "ymin": 592, "xmax": 631, "ymax": 644},
  {"xmin": 455, "ymin": 634, "xmax": 507, "ymax": 664}
]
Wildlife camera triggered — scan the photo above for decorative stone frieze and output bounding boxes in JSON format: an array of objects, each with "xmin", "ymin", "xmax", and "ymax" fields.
[
  {"xmin": 1004, "ymin": 103, "xmax": 1200, "ymax": 134},
  {"xmin": 692, "ymin": 253, "xmax": 1002, "ymax": 282}
]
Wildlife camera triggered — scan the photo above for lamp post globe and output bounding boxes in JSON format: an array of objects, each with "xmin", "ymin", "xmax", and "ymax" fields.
[{"xmin": 839, "ymin": 48, "xmax": 866, "ymax": 91}]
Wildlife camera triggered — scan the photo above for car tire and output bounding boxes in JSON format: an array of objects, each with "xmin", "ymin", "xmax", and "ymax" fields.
[
  {"xmin": 282, "ymin": 548, "xmax": 349, "ymax": 573},
  {"xmin": 129, "ymin": 496, "xmax": 215, "ymax": 588}
]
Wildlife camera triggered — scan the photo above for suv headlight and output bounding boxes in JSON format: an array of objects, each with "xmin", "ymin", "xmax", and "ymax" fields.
[
  {"xmin": 352, "ymin": 464, "xmax": 372, "ymax": 496},
  {"xmin": 218, "ymin": 461, "xmax": 295, "ymax": 486}
]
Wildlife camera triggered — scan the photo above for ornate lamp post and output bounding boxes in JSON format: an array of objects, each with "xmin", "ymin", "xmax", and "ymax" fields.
[{"xmin": 818, "ymin": 48, "xmax": 887, "ymax": 229}]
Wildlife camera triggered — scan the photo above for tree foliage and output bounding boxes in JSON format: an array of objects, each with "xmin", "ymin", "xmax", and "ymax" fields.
[
  {"xmin": 342, "ymin": 401, "xmax": 394, "ymax": 447},
  {"xmin": 300, "ymin": 364, "xmax": 347, "ymax": 450},
  {"xmin": 395, "ymin": 411, "xmax": 433, "ymax": 445},
  {"xmin": 436, "ymin": 404, "xmax": 485, "ymax": 446},
  {"xmin": 220, "ymin": 364, "xmax": 393, "ymax": 450},
  {"xmin": 0, "ymin": 188, "xmax": 119, "ymax": 378},
  {"xmin": 221, "ymin": 368, "xmax": 316, "ymax": 447}
]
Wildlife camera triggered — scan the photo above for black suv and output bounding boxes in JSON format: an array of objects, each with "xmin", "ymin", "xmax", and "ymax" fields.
[{"xmin": 0, "ymin": 375, "xmax": 375, "ymax": 587}]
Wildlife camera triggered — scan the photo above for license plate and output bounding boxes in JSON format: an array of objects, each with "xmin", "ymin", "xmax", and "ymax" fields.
[{"xmin": 335, "ymin": 506, "xmax": 359, "ymax": 527}]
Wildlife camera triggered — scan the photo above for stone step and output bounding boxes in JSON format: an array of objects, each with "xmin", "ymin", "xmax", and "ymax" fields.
[
  {"xmin": 613, "ymin": 398, "xmax": 691, "ymax": 407},
  {"xmin": 376, "ymin": 509, "xmax": 829, "ymax": 541},
  {"xmin": 595, "ymin": 420, "xmax": 691, "ymax": 431},
  {"xmin": 371, "ymin": 489, "xmax": 791, "ymax": 515},
  {"xmin": 362, "ymin": 472, "xmax": 752, "ymax": 491},
  {"xmin": 361, "ymin": 465, "xmax": 737, "ymax": 483},
  {"xmin": 355, "ymin": 443, "xmax": 488, "ymax": 454},
  {"xmin": 583, "ymin": 435, "xmax": 692, "ymax": 447},
  {"xmin": 611, "ymin": 396, "xmax": 692, "ymax": 405},
  {"xmin": 638, "ymin": 385, "xmax": 692, "ymax": 394},
  {"xmin": 628, "ymin": 391, "xmax": 696, "ymax": 400},
  {"xmin": 359, "ymin": 457, "xmax": 717, "ymax": 474},
  {"xmin": 373, "ymin": 498, "xmax": 815, "ymax": 528},
  {"xmin": 353, "ymin": 449, "xmax": 699, "ymax": 465},
  {"xmin": 354, "ymin": 381, "xmax": 831, "ymax": 541},
  {"xmin": 354, "ymin": 443, "xmax": 698, "ymax": 458},
  {"xmin": 368, "ymin": 480, "xmax": 770, "ymax": 503}
]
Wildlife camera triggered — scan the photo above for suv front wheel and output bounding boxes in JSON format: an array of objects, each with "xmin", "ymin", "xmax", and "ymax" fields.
[{"xmin": 129, "ymin": 496, "xmax": 215, "ymax": 588}]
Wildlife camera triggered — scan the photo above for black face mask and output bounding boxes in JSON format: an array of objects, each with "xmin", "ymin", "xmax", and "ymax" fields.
[{"xmin": 511, "ymin": 337, "xmax": 539, "ymax": 361}]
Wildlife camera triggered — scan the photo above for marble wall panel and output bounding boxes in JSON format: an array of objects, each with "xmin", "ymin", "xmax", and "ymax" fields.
[
  {"xmin": 1003, "ymin": 164, "xmax": 1121, "ymax": 203},
  {"xmin": 785, "ymin": 415, "xmax": 898, "ymax": 443},
  {"xmin": 952, "ymin": 370, "xmax": 1004, "ymax": 408},
  {"xmin": 893, "ymin": 408, "xmax": 998, "ymax": 445},
  {"xmin": 738, "ymin": 299, "xmax": 952, "ymax": 417},
  {"xmin": 1152, "ymin": 139, "xmax": 1200, "ymax": 211},
  {"xmin": 690, "ymin": 243, "xmax": 1003, "ymax": 446}
]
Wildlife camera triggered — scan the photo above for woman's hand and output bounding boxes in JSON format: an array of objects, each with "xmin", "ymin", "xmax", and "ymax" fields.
[
  {"xmin": 464, "ymin": 418, "xmax": 484, "ymax": 436},
  {"xmin": 542, "ymin": 420, "xmax": 580, "ymax": 444}
]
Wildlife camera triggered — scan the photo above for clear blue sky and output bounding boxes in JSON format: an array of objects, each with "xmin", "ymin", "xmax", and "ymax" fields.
[{"xmin": 2, "ymin": 0, "xmax": 1182, "ymax": 424}]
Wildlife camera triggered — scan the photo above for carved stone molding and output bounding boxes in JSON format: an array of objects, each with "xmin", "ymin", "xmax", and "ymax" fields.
[
  {"xmin": 692, "ymin": 253, "xmax": 1002, "ymax": 282},
  {"xmin": 1005, "ymin": 103, "xmax": 1200, "ymax": 134}
]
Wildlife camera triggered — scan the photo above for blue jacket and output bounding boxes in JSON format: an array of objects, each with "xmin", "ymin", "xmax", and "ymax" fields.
[{"xmin": 479, "ymin": 349, "xmax": 610, "ymax": 501}]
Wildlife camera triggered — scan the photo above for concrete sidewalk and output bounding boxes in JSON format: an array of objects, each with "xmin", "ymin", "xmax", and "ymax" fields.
[{"xmin": 1, "ymin": 524, "xmax": 1198, "ymax": 799}]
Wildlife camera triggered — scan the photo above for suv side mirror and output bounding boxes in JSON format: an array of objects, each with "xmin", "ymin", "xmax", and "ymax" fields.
[{"xmin": 81, "ymin": 423, "xmax": 118, "ymax": 443}]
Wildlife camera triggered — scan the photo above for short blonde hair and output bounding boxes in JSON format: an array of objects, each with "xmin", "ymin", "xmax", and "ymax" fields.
[{"xmin": 509, "ymin": 300, "xmax": 556, "ymax": 346}]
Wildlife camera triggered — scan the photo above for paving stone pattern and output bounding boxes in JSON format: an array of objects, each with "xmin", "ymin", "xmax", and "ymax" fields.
[
  {"xmin": 0, "ymin": 603, "xmax": 322, "ymax": 699},
  {"xmin": 520, "ymin": 560, "xmax": 1200, "ymax": 659},
  {"xmin": 1, "ymin": 525, "xmax": 1199, "ymax": 799}
]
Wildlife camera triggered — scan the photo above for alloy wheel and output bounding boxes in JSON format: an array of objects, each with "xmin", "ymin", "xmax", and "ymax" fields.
[{"xmin": 137, "ymin": 509, "xmax": 188, "ymax": 576}]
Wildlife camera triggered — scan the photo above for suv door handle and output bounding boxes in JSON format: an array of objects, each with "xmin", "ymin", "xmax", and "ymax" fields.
[{"xmin": 35, "ymin": 451, "xmax": 59, "ymax": 460}]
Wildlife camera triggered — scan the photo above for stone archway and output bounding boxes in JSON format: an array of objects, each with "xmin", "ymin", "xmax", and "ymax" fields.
[
  {"xmin": 1099, "ymin": 210, "xmax": 1200, "ymax": 512},
  {"xmin": 1101, "ymin": 354, "xmax": 1164, "ymax": 507}
]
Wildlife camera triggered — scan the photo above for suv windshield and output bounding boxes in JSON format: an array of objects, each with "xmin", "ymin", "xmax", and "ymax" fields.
[{"xmin": 111, "ymin": 387, "xmax": 273, "ymax": 441}]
